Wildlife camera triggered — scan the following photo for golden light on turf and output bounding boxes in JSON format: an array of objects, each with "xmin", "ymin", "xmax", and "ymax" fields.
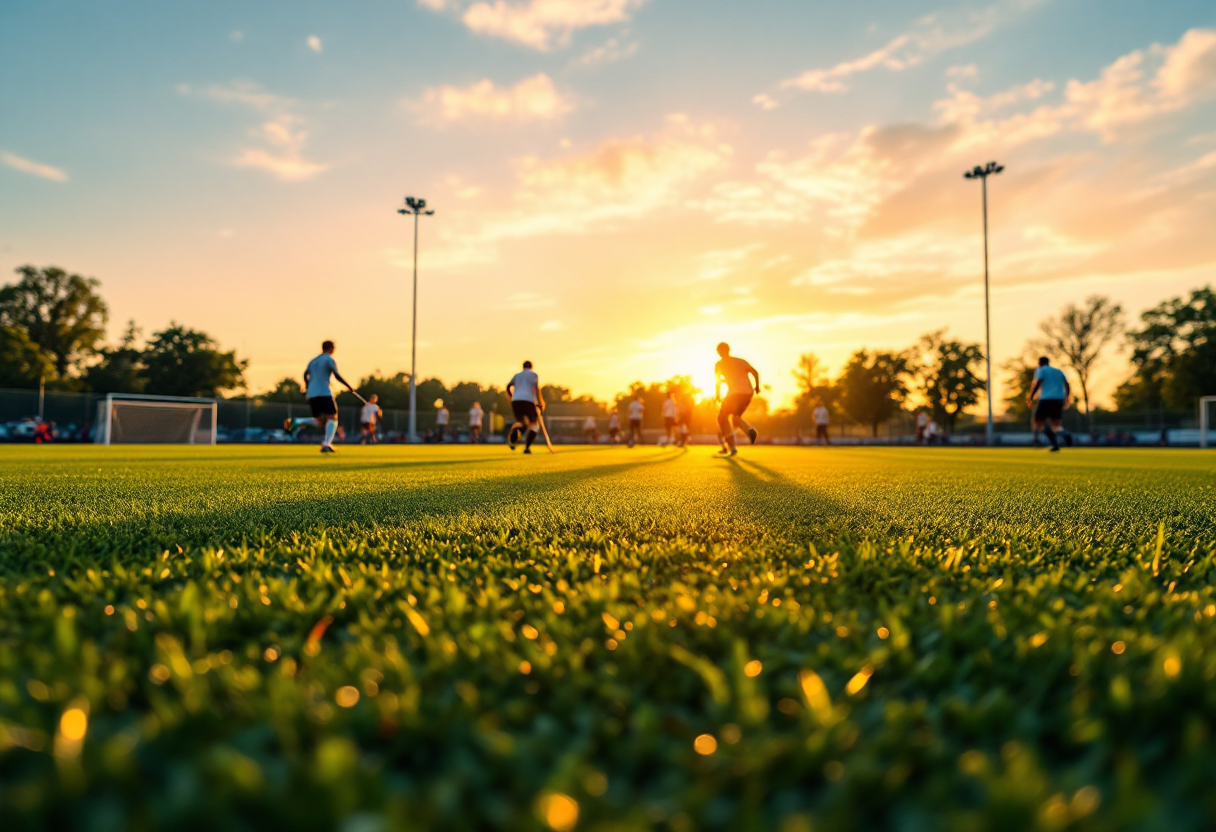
[
  {"xmin": 1163, "ymin": 655, "xmax": 1181, "ymax": 678},
  {"xmin": 522, "ymin": 625, "xmax": 539, "ymax": 640},
  {"xmin": 538, "ymin": 792, "xmax": 579, "ymax": 831},
  {"xmin": 799, "ymin": 669, "xmax": 833, "ymax": 725},
  {"xmin": 693, "ymin": 734, "xmax": 718, "ymax": 755},
  {"xmin": 877, "ymin": 627, "xmax": 889, "ymax": 639},
  {"xmin": 1111, "ymin": 641, "xmax": 1126, "ymax": 655},
  {"xmin": 520, "ymin": 660, "xmax": 532, "ymax": 674},
  {"xmin": 335, "ymin": 686, "xmax": 360, "ymax": 707},
  {"xmin": 744, "ymin": 660, "xmax": 762, "ymax": 677},
  {"xmin": 59, "ymin": 708, "xmax": 88, "ymax": 742},
  {"xmin": 845, "ymin": 665, "xmax": 873, "ymax": 696}
]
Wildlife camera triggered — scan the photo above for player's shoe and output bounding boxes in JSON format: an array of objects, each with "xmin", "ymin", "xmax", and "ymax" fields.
[
  {"xmin": 1049, "ymin": 446, "xmax": 1061, "ymax": 453},
  {"xmin": 509, "ymin": 427, "xmax": 519, "ymax": 450},
  {"xmin": 717, "ymin": 447, "xmax": 731, "ymax": 455},
  {"xmin": 747, "ymin": 428, "xmax": 758, "ymax": 445},
  {"xmin": 523, "ymin": 448, "xmax": 532, "ymax": 455},
  {"xmin": 321, "ymin": 445, "xmax": 335, "ymax": 454}
]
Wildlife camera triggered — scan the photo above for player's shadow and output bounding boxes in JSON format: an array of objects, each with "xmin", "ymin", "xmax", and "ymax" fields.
[
  {"xmin": 9, "ymin": 450, "xmax": 689, "ymax": 562},
  {"xmin": 717, "ymin": 455, "xmax": 860, "ymax": 540}
]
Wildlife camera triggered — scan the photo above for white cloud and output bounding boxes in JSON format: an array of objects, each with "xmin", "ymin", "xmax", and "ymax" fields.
[
  {"xmin": 307, "ymin": 35, "xmax": 323, "ymax": 53},
  {"xmin": 413, "ymin": 74, "xmax": 575, "ymax": 124},
  {"xmin": 1, "ymin": 151, "xmax": 68, "ymax": 182},
  {"xmin": 506, "ymin": 292, "xmax": 555, "ymax": 309},
  {"xmin": 179, "ymin": 81, "xmax": 329, "ymax": 181},
  {"xmin": 695, "ymin": 245, "xmax": 762, "ymax": 282},
  {"xmin": 570, "ymin": 35, "xmax": 638, "ymax": 68},
  {"xmin": 421, "ymin": 0, "xmax": 646, "ymax": 51},
  {"xmin": 539, "ymin": 319, "xmax": 566, "ymax": 331},
  {"xmin": 752, "ymin": 94, "xmax": 779, "ymax": 111}
]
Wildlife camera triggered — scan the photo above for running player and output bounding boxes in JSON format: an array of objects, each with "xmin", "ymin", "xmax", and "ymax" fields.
[
  {"xmin": 661, "ymin": 391, "xmax": 679, "ymax": 446},
  {"xmin": 583, "ymin": 414, "xmax": 598, "ymax": 444},
  {"xmin": 1027, "ymin": 356, "xmax": 1071, "ymax": 452},
  {"xmin": 506, "ymin": 360, "xmax": 545, "ymax": 454},
  {"xmin": 627, "ymin": 396, "xmax": 644, "ymax": 448},
  {"xmin": 303, "ymin": 340, "xmax": 357, "ymax": 453},
  {"xmin": 607, "ymin": 411, "xmax": 621, "ymax": 444},
  {"xmin": 468, "ymin": 402, "xmax": 484, "ymax": 444},
  {"xmin": 714, "ymin": 342, "xmax": 760, "ymax": 456},
  {"xmin": 360, "ymin": 394, "xmax": 382, "ymax": 444}
]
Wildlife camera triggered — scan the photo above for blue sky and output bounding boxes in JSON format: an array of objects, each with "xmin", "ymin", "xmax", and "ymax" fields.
[{"xmin": 2, "ymin": 0, "xmax": 1214, "ymax": 406}]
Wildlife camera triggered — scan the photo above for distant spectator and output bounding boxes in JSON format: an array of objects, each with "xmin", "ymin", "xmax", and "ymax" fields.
[
  {"xmin": 812, "ymin": 399, "xmax": 830, "ymax": 445},
  {"xmin": 468, "ymin": 402, "xmax": 484, "ymax": 444},
  {"xmin": 915, "ymin": 410, "xmax": 929, "ymax": 445},
  {"xmin": 435, "ymin": 400, "xmax": 449, "ymax": 442},
  {"xmin": 608, "ymin": 411, "xmax": 621, "ymax": 444},
  {"xmin": 583, "ymin": 415, "xmax": 598, "ymax": 444}
]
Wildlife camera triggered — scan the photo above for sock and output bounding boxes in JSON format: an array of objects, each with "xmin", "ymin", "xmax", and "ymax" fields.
[
  {"xmin": 525, "ymin": 429, "xmax": 537, "ymax": 450},
  {"xmin": 1043, "ymin": 424, "xmax": 1058, "ymax": 450},
  {"xmin": 726, "ymin": 435, "xmax": 737, "ymax": 452},
  {"xmin": 324, "ymin": 420, "xmax": 338, "ymax": 447}
]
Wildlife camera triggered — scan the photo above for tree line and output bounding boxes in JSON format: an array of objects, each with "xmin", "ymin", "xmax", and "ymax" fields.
[{"xmin": 4, "ymin": 265, "xmax": 1214, "ymax": 431}]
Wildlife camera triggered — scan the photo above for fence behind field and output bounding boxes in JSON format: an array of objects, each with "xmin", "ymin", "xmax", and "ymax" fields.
[{"xmin": 0, "ymin": 385, "xmax": 1203, "ymax": 446}]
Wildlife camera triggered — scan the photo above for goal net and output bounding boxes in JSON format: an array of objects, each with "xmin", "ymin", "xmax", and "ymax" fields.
[
  {"xmin": 1201, "ymin": 396, "xmax": 1216, "ymax": 449},
  {"xmin": 95, "ymin": 394, "xmax": 217, "ymax": 445}
]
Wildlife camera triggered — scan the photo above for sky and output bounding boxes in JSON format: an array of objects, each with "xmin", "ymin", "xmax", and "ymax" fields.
[{"xmin": 2, "ymin": 0, "xmax": 1215, "ymax": 409}]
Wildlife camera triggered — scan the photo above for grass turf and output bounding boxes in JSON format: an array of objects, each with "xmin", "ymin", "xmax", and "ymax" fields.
[{"xmin": 2, "ymin": 444, "xmax": 1216, "ymax": 831}]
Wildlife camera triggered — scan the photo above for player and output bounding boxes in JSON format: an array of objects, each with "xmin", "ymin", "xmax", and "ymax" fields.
[
  {"xmin": 435, "ymin": 400, "xmax": 449, "ymax": 443},
  {"xmin": 714, "ymin": 342, "xmax": 760, "ymax": 456},
  {"xmin": 360, "ymin": 394, "xmax": 382, "ymax": 444},
  {"xmin": 627, "ymin": 396, "xmax": 644, "ymax": 448},
  {"xmin": 468, "ymin": 402, "xmax": 484, "ymax": 444},
  {"xmin": 1028, "ymin": 356, "xmax": 1071, "ymax": 452},
  {"xmin": 661, "ymin": 391, "xmax": 679, "ymax": 446},
  {"xmin": 812, "ymin": 399, "xmax": 830, "ymax": 445},
  {"xmin": 583, "ymin": 415, "xmax": 598, "ymax": 444},
  {"xmin": 302, "ymin": 340, "xmax": 357, "ymax": 453},
  {"xmin": 506, "ymin": 360, "xmax": 545, "ymax": 454},
  {"xmin": 915, "ymin": 410, "xmax": 929, "ymax": 445},
  {"xmin": 607, "ymin": 411, "xmax": 621, "ymax": 444}
]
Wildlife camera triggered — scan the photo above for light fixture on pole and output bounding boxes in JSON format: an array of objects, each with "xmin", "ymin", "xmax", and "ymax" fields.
[
  {"xmin": 964, "ymin": 160, "xmax": 1004, "ymax": 447},
  {"xmin": 397, "ymin": 195, "xmax": 434, "ymax": 444}
]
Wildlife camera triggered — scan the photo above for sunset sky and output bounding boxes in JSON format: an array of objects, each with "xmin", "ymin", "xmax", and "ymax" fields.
[{"xmin": 2, "ymin": 0, "xmax": 1214, "ymax": 409}]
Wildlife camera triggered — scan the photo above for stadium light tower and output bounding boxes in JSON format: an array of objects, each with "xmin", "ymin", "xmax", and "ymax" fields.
[
  {"xmin": 964, "ymin": 161, "xmax": 1004, "ymax": 447},
  {"xmin": 397, "ymin": 195, "xmax": 434, "ymax": 443}
]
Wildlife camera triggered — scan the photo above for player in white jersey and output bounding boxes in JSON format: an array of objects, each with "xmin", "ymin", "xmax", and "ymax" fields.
[
  {"xmin": 506, "ymin": 360, "xmax": 545, "ymax": 454},
  {"xmin": 607, "ymin": 411, "xmax": 621, "ymax": 443},
  {"xmin": 287, "ymin": 340, "xmax": 357, "ymax": 453},
  {"xmin": 661, "ymin": 391, "xmax": 679, "ymax": 446},
  {"xmin": 714, "ymin": 342, "xmax": 760, "ymax": 456},
  {"xmin": 1028, "ymin": 356, "xmax": 1071, "ymax": 452},
  {"xmin": 583, "ymin": 415, "xmax": 599, "ymax": 444},
  {"xmin": 359, "ymin": 394, "xmax": 382, "ymax": 444},
  {"xmin": 468, "ymin": 402, "xmax": 484, "ymax": 444},
  {"xmin": 435, "ymin": 400, "xmax": 450, "ymax": 443},
  {"xmin": 627, "ymin": 396, "xmax": 644, "ymax": 447},
  {"xmin": 812, "ymin": 399, "xmax": 830, "ymax": 445}
]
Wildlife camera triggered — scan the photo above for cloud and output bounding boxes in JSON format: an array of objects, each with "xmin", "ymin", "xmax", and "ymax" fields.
[
  {"xmin": 413, "ymin": 74, "xmax": 575, "ymax": 124},
  {"xmin": 1, "ymin": 151, "xmax": 68, "ymax": 182},
  {"xmin": 420, "ymin": 0, "xmax": 646, "ymax": 51},
  {"xmin": 695, "ymin": 245, "xmax": 762, "ymax": 282},
  {"xmin": 570, "ymin": 35, "xmax": 638, "ymax": 68},
  {"xmin": 179, "ymin": 80, "xmax": 329, "ymax": 181},
  {"xmin": 232, "ymin": 115, "xmax": 330, "ymax": 181},
  {"xmin": 775, "ymin": 5, "xmax": 1005, "ymax": 96},
  {"xmin": 307, "ymin": 35, "xmax": 323, "ymax": 53},
  {"xmin": 506, "ymin": 292, "xmax": 555, "ymax": 309},
  {"xmin": 539, "ymin": 319, "xmax": 566, "ymax": 331},
  {"xmin": 752, "ymin": 94, "xmax": 779, "ymax": 111}
]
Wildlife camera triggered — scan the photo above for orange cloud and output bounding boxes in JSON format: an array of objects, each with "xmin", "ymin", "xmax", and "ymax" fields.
[
  {"xmin": 414, "ymin": 74, "xmax": 575, "ymax": 124},
  {"xmin": 423, "ymin": 0, "xmax": 645, "ymax": 51}
]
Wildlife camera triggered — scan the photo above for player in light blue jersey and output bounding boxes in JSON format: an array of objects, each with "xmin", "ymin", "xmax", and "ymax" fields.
[
  {"xmin": 285, "ymin": 340, "xmax": 357, "ymax": 453},
  {"xmin": 1028, "ymin": 356, "xmax": 1071, "ymax": 452}
]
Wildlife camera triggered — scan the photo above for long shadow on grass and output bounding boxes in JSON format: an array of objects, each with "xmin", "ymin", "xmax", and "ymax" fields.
[
  {"xmin": 2, "ymin": 452, "xmax": 688, "ymax": 567},
  {"xmin": 721, "ymin": 456, "xmax": 864, "ymax": 541}
]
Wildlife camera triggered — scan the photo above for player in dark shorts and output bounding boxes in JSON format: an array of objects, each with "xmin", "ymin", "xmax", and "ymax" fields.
[
  {"xmin": 1028, "ymin": 356, "xmax": 1071, "ymax": 452},
  {"xmin": 297, "ymin": 340, "xmax": 358, "ymax": 453},
  {"xmin": 714, "ymin": 342, "xmax": 761, "ymax": 456},
  {"xmin": 506, "ymin": 360, "xmax": 545, "ymax": 454}
]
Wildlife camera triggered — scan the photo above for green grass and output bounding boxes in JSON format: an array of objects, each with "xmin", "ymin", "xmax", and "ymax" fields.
[{"xmin": 2, "ymin": 444, "xmax": 1216, "ymax": 831}]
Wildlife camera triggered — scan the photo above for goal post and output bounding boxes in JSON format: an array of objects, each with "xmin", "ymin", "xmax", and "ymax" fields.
[
  {"xmin": 95, "ymin": 394, "xmax": 218, "ymax": 445},
  {"xmin": 1200, "ymin": 396, "xmax": 1216, "ymax": 449}
]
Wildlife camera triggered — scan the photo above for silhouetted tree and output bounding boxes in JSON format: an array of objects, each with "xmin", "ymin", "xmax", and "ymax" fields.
[
  {"xmin": 0, "ymin": 265, "xmax": 107, "ymax": 378},
  {"xmin": 141, "ymin": 323, "xmax": 247, "ymax": 397},
  {"xmin": 915, "ymin": 331, "xmax": 985, "ymax": 434},
  {"xmin": 1116, "ymin": 286, "xmax": 1216, "ymax": 414},
  {"xmin": 838, "ymin": 350, "xmax": 911, "ymax": 437},
  {"xmin": 0, "ymin": 325, "xmax": 54, "ymax": 389},
  {"xmin": 82, "ymin": 321, "xmax": 146, "ymax": 395}
]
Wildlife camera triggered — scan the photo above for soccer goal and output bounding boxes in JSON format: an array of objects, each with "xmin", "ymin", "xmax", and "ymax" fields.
[
  {"xmin": 95, "ymin": 394, "xmax": 218, "ymax": 445},
  {"xmin": 1200, "ymin": 397, "xmax": 1216, "ymax": 449}
]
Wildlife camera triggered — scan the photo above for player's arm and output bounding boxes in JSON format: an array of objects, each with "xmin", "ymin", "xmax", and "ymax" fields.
[
  {"xmin": 506, "ymin": 380, "xmax": 515, "ymax": 399},
  {"xmin": 748, "ymin": 363, "xmax": 761, "ymax": 394},
  {"xmin": 303, "ymin": 369, "xmax": 311, "ymax": 395},
  {"xmin": 537, "ymin": 383, "xmax": 546, "ymax": 411},
  {"xmin": 1027, "ymin": 378, "xmax": 1041, "ymax": 408},
  {"xmin": 715, "ymin": 374, "xmax": 722, "ymax": 403},
  {"xmin": 1063, "ymin": 378, "xmax": 1071, "ymax": 409}
]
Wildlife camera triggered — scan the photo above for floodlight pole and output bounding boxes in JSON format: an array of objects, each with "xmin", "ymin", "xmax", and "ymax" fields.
[
  {"xmin": 964, "ymin": 161, "xmax": 1004, "ymax": 447},
  {"xmin": 397, "ymin": 196, "xmax": 435, "ymax": 443}
]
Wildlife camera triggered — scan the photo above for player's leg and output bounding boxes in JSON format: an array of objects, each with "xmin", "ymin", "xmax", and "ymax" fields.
[
  {"xmin": 716, "ymin": 405, "xmax": 735, "ymax": 455},
  {"xmin": 523, "ymin": 410, "xmax": 539, "ymax": 454},
  {"xmin": 731, "ymin": 396, "xmax": 758, "ymax": 445}
]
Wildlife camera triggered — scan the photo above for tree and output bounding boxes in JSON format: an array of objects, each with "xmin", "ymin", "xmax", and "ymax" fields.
[
  {"xmin": 792, "ymin": 352, "xmax": 840, "ymax": 414},
  {"xmin": 1038, "ymin": 295, "xmax": 1124, "ymax": 429},
  {"xmin": 0, "ymin": 265, "xmax": 108, "ymax": 378},
  {"xmin": 0, "ymin": 325, "xmax": 55, "ymax": 389},
  {"xmin": 82, "ymin": 321, "xmax": 146, "ymax": 395},
  {"xmin": 1116, "ymin": 286, "xmax": 1216, "ymax": 414},
  {"xmin": 141, "ymin": 324, "xmax": 247, "ymax": 397},
  {"xmin": 261, "ymin": 377, "xmax": 303, "ymax": 402},
  {"xmin": 838, "ymin": 350, "xmax": 911, "ymax": 437},
  {"xmin": 915, "ymin": 331, "xmax": 985, "ymax": 434}
]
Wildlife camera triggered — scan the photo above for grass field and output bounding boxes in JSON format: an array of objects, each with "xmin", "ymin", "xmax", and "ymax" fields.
[{"xmin": 3, "ymin": 445, "xmax": 1216, "ymax": 831}]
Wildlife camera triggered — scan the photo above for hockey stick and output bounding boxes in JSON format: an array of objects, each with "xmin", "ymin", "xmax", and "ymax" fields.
[{"xmin": 537, "ymin": 412, "xmax": 556, "ymax": 454}]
